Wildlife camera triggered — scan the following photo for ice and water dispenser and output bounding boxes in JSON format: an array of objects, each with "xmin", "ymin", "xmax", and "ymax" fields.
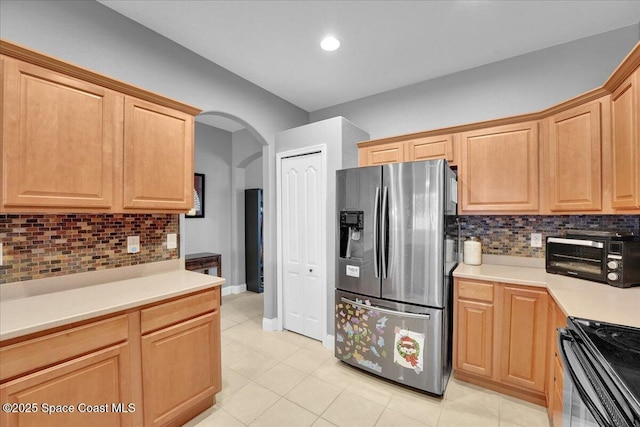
[{"xmin": 339, "ymin": 211, "xmax": 364, "ymax": 260}]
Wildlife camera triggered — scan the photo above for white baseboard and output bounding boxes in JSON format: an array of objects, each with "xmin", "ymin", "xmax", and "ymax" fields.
[
  {"xmin": 262, "ymin": 317, "xmax": 279, "ymax": 332},
  {"xmin": 323, "ymin": 335, "xmax": 335, "ymax": 351},
  {"xmin": 221, "ymin": 283, "xmax": 247, "ymax": 297}
]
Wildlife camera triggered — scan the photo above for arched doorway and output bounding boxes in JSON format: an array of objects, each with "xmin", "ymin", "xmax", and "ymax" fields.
[{"xmin": 181, "ymin": 111, "xmax": 270, "ymax": 324}]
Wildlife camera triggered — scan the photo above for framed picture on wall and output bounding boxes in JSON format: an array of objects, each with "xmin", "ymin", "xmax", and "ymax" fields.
[{"xmin": 187, "ymin": 173, "xmax": 205, "ymax": 218}]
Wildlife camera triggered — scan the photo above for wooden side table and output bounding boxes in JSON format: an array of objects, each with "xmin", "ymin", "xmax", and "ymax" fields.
[{"xmin": 185, "ymin": 252, "xmax": 222, "ymax": 277}]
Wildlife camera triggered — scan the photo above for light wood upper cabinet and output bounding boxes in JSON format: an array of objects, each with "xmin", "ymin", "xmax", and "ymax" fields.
[
  {"xmin": 123, "ymin": 97, "xmax": 194, "ymax": 211},
  {"xmin": 459, "ymin": 121, "xmax": 539, "ymax": 213},
  {"xmin": 1, "ymin": 57, "xmax": 117, "ymax": 210},
  {"xmin": 407, "ymin": 134, "xmax": 454, "ymax": 164},
  {"xmin": 358, "ymin": 134, "xmax": 456, "ymax": 167},
  {"xmin": 0, "ymin": 40, "xmax": 200, "ymax": 213},
  {"xmin": 610, "ymin": 69, "xmax": 640, "ymax": 209},
  {"xmin": 359, "ymin": 141, "xmax": 405, "ymax": 166},
  {"xmin": 499, "ymin": 285, "xmax": 548, "ymax": 393},
  {"xmin": 545, "ymin": 101, "xmax": 602, "ymax": 212}
]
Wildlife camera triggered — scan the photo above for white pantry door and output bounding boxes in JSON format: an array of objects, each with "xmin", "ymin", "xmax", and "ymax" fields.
[{"xmin": 281, "ymin": 152, "xmax": 323, "ymax": 340}]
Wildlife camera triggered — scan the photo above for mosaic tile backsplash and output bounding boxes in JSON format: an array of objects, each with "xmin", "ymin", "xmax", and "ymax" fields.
[
  {"xmin": 460, "ymin": 215, "xmax": 640, "ymax": 258},
  {"xmin": 0, "ymin": 214, "xmax": 179, "ymax": 283}
]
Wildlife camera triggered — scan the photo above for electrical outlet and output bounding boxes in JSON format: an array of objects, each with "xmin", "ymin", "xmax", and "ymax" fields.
[
  {"xmin": 167, "ymin": 233, "xmax": 177, "ymax": 249},
  {"xmin": 531, "ymin": 233, "xmax": 542, "ymax": 248},
  {"xmin": 127, "ymin": 236, "xmax": 140, "ymax": 254}
]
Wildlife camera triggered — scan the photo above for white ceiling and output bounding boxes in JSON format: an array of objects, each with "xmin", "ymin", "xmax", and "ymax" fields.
[{"xmin": 98, "ymin": 0, "xmax": 640, "ymax": 115}]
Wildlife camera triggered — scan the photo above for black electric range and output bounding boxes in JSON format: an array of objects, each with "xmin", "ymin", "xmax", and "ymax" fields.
[{"xmin": 561, "ymin": 317, "xmax": 640, "ymax": 426}]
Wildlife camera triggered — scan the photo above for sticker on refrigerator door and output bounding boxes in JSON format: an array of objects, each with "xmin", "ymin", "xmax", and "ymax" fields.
[
  {"xmin": 394, "ymin": 327, "xmax": 425, "ymax": 374},
  {"xmin": 346, "ymin": 265, "xmax": 360, "ymax": 277}
]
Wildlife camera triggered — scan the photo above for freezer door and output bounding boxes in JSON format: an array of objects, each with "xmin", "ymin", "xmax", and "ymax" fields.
[
  {"xmin": 336, "ymin": 166, "xmax": 382, "ymax": 298},
  {"xmin": 381, "ymin": 160, "xmax": 447, "ymax": 307},
  {"xmin": 335, "ymin": 290, "xmax": 449, "ymax": 395}
]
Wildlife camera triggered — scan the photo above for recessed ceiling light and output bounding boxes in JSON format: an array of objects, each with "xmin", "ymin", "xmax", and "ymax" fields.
[{"xmin": 320, "ymin": 36, "xmax": 340, "ymax": 52}]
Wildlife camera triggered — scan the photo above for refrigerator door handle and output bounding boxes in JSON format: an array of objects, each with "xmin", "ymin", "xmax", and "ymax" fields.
[
  {"xmin": 373, "ymin": 187, "xmax": 380, "ymax": 278},
  {"xmin": 341, "ymin": 297, "xmax": 431, "ymax": 320},
  {"xmin": 381, "ymin": 186, "xmax": 389, "ymax": 279}
]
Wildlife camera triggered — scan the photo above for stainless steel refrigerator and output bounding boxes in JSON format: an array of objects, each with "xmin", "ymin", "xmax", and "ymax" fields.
[{"xmin": 335, "ymin": 159, "xmax": 458, "ymax": 395}]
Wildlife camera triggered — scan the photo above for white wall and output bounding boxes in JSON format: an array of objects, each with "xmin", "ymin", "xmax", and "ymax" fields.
[
  {"xmin": 310, "ymin": 25, "xmax": 640, "ymax": 139},
  {"xmin": 185, "ymin": 123, "xmax": 233, "ymax": 285},
  {"xmin": 275, "ymin": 117, "xmax": 368, "ymax": 340},
  {"xmin": 0, "ymin": 0, "xmax": 309, "ymax": 319}
]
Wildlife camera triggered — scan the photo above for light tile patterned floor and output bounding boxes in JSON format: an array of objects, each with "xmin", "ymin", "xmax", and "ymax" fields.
[{"xmin": 183, "ymin": 291, "xmax": 550, "ymax": 427}]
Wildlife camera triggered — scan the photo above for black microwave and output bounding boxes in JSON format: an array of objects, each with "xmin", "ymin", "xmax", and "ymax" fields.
[{"xmin": 546, "ymin": 230, "xmax": 640, "ymax": 288}]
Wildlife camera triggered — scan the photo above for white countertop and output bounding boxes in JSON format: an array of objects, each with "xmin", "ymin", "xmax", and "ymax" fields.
[
  {"xmin": 0, "ymin": 270, "xmax": 225, "ymax": 341},
  {"xmin": 454, "ymin": 263, "xmax": 640, "ymax": 328}
]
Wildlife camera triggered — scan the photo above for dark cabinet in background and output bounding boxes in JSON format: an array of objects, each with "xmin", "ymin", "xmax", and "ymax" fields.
[{"xmin": 245, "ymin": 189, "xmax": 263, "ymax": 293}]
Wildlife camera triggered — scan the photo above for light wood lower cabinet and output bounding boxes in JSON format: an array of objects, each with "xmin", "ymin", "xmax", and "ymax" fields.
[
  {"xmin": 455, "ymin": 294, "xmax": 494, "ymax": 378},
  {"xmin": 453, "ymin": 278, "xmax": 548, "ymax": 406},
  {"xmin": 499, "ymin": 286, "xmax": 548, "ymax": 392},
  {"xmin": 546, "ymin": 297, "xmax": 567, "ymax": 426},
  {"xmin": 0, "ymin": 288, "xmax": 221, "ymax": 427},
  {"xmin": 140, "ymin": 293, "xmax": 221, "ymax": 427},
  {"xmin": 1, "ymin": 344, "xmax": 133, "ymax": 427}
]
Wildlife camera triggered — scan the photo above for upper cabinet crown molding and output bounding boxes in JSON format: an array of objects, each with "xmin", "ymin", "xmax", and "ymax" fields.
[
  {"xmin": 0, "ymin": 39, "xmax": 201, "ymax": 116},
  {"xmin": 357, "ymin": 42, "xmax": 640, "ymax": 215},
  {"xmin": 358, "ymin": 42, "xmax": 640, "ymax": 150},
  {"xmin": 604, "ymin": 41, "xmax": 640, "ymax": 93}
]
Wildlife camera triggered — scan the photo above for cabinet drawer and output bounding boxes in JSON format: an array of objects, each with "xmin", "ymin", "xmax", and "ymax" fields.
[
  {"xmin": 0, "ymin": 315, "xmax": 128, "ymax": 382},
  {"xmin": 141, "ymin": 290, "xmax": 219, "ymax": 334},
  {"xmin": 185, "ymin": 257, "xmax": 216, "ymax": 271},
  {"xmin": 457, "ymin": 279, "xmax": 494, "ymax": 302}
]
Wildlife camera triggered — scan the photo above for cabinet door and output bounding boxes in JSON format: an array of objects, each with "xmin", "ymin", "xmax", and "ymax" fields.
[
  {"xmin": 610, "ymin": 70, "xmax": 640, "ymax": 209},
  {"xmin": 1, "ymin": 57, "xmax": 116, "ymax": 210},
  {"xmin": 141, "ymin": 312, "xmax": 220, "ymax": 427},
  {"xmin": 123, "ymin": 96, "xmax": 194, "ymax": 211},
  {"xmin": 499, "ymin": 286, "xmax": 548, "ymax": 392},
  {"xmin": 546, "ymin": 102, "xmax": 602, "ymax": 211},
  {"xmin": 407, "ymin": 135, "xmax": 453, "ymax": 163},
  {"xmin": 551, "ymin": 301, "xmax": 567, "ymax": 426},
  {"xmin": 358, "ymin": 141, "xmax": 405, "ymax": 166},
  {"xmin": 0, "ymin": 344, "xmax": 132, "ymax": 427},
  {"xmin": 455, "ymin": 299, "xmax": 494, "ymax": 378},
  {"xmin": 460, "ymin": 121, "xmax": 539, "ymax": 213}
]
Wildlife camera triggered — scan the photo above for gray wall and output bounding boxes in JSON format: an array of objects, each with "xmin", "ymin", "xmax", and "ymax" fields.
[
  {"xmin": 0, "ymin": 0, "xmax": 308, "ymax": 320},
  {"xmin": 185, "ymin": 123, "xmax": 232, "ymax": 284},
  {"xmin": 310, "ymin": 25, "xmax": 640, "ymax": 139},
  {"xmin": 245, "ymin": 158, "xmax": 263, "ymax": 190},
  {"xmin": 231, "ymin": 129, "xmax": 264, "ymax": 290},
  {"xmin": 275, "ymin": 117, "xmax": 368, "ymax": 339}
]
